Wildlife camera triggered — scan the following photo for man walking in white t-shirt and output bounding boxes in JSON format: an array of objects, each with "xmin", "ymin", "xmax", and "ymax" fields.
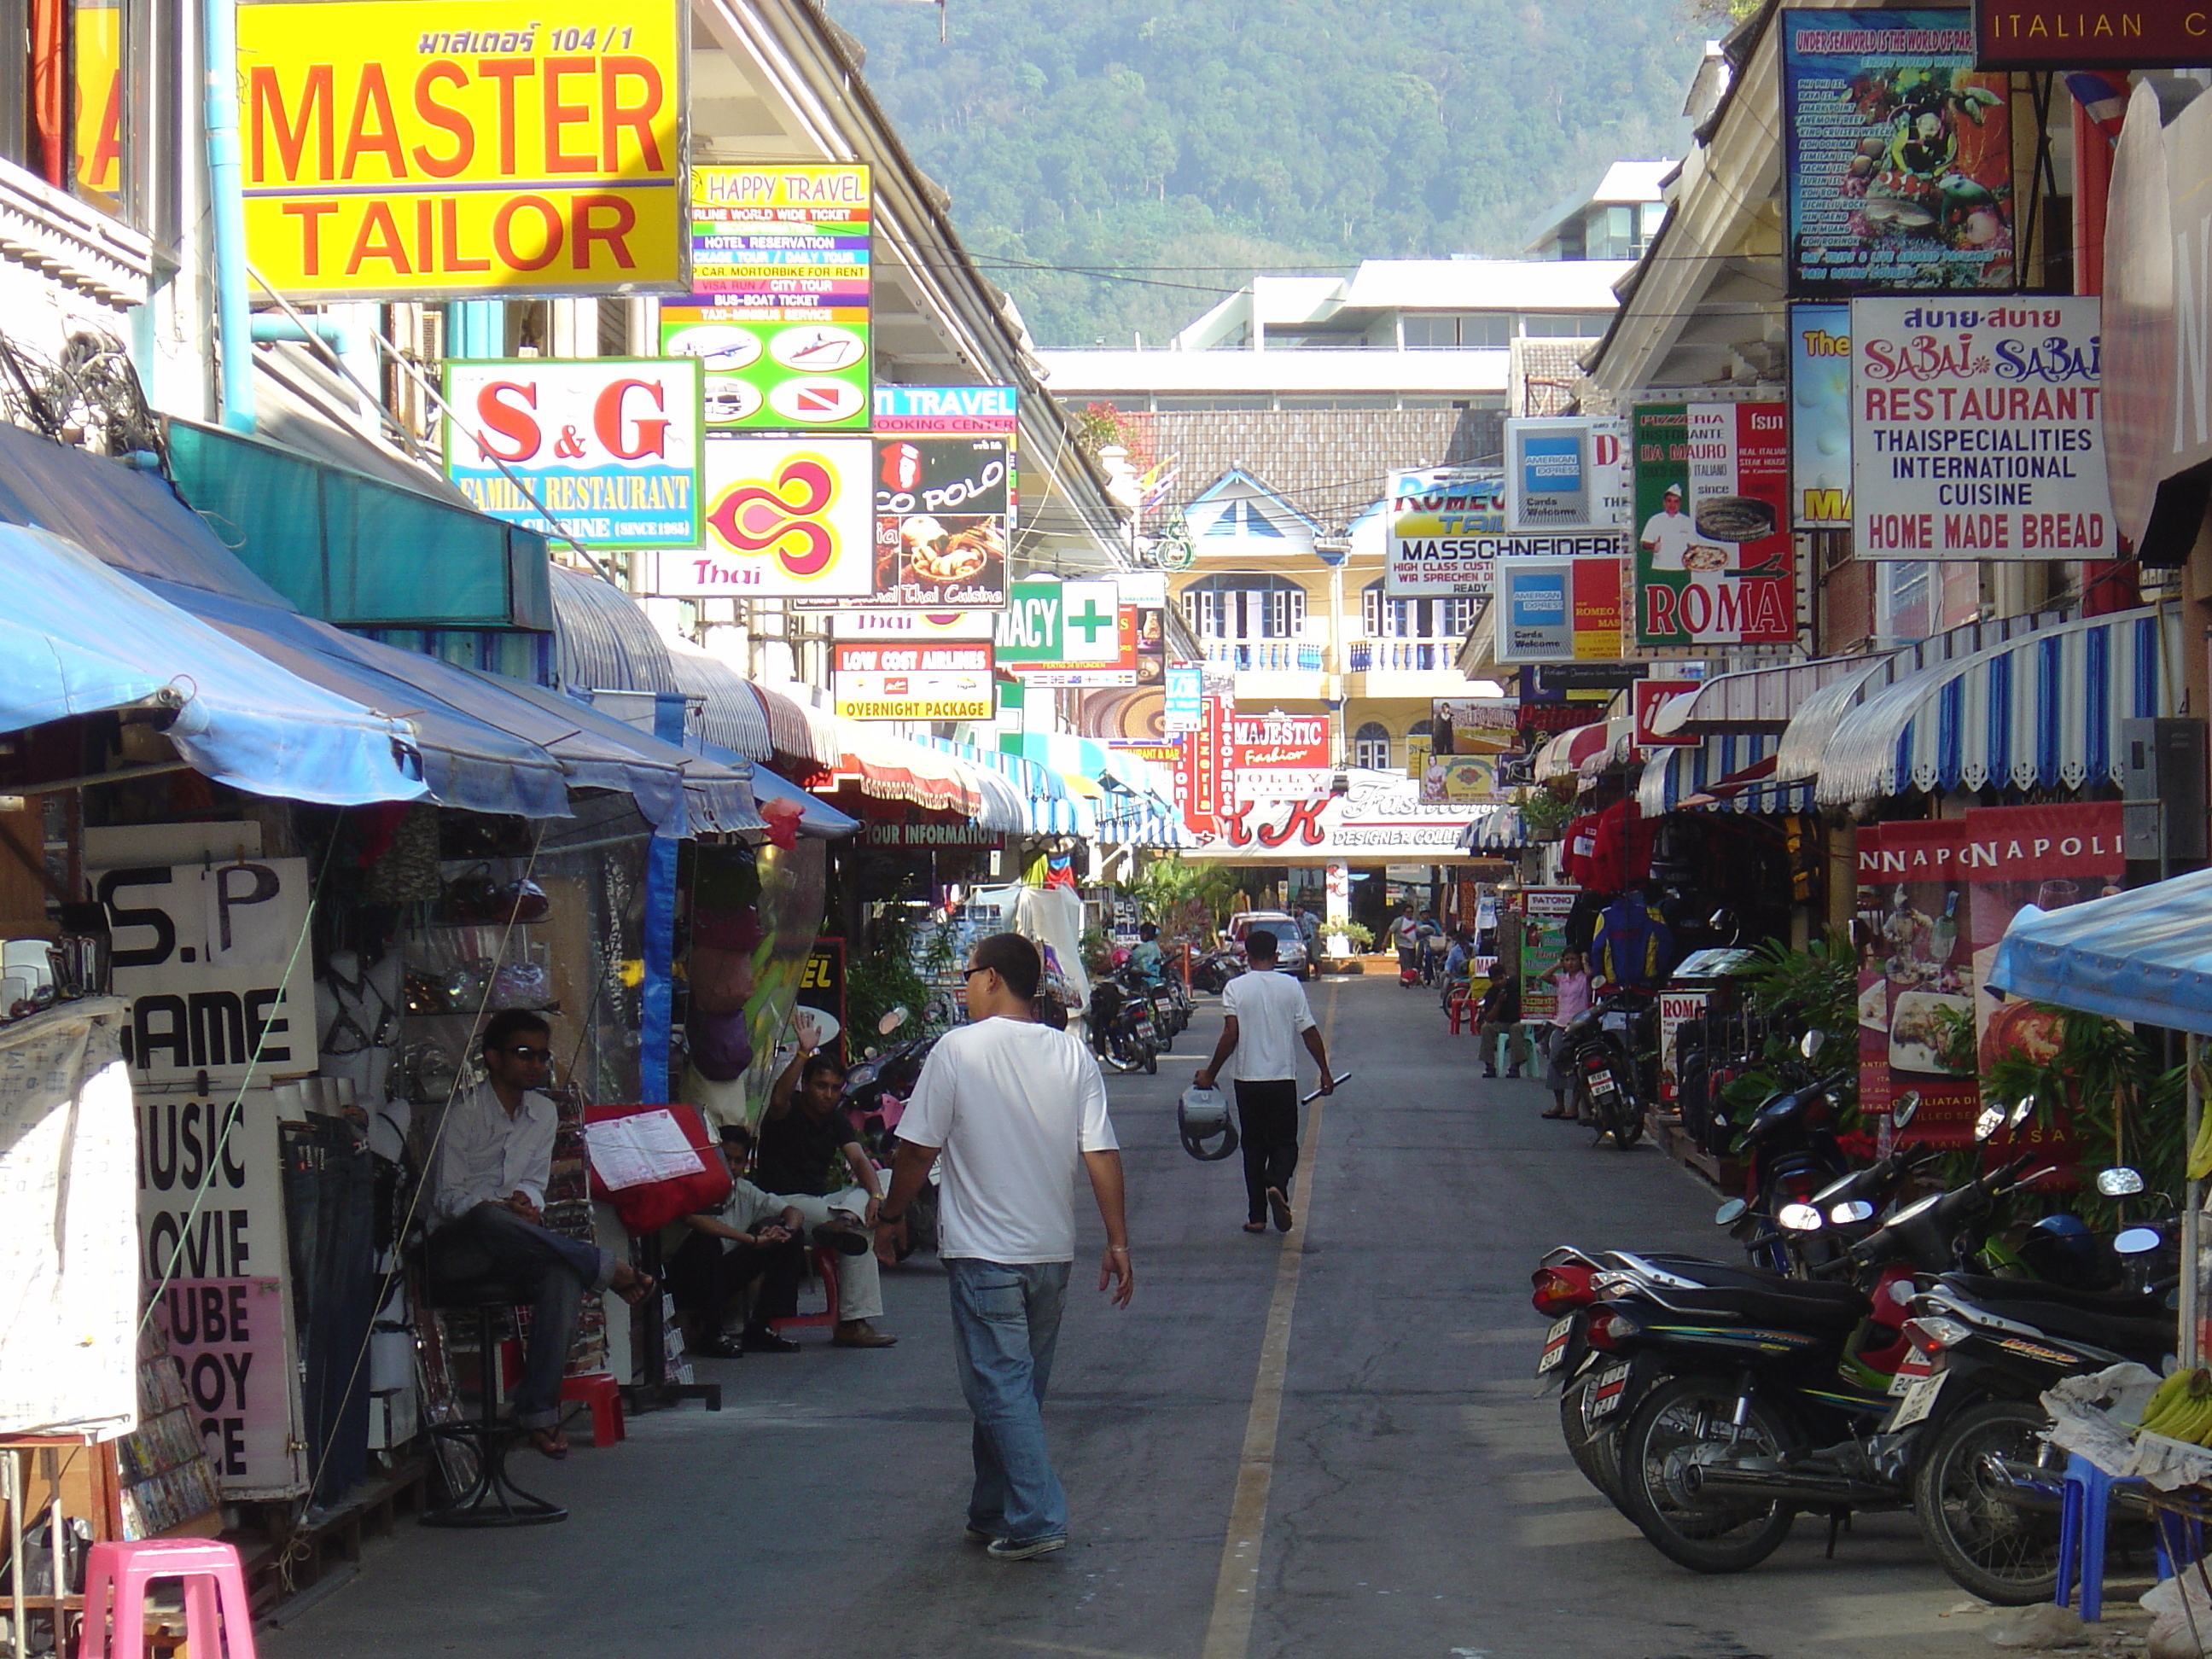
[
  {"xmin": 875, "ymin": 932, "xmax": 1132, "ymax": 1562},
  {"xmin": 1194, "ymin": 928, "xmax": 1336, "ymax": 1235}
]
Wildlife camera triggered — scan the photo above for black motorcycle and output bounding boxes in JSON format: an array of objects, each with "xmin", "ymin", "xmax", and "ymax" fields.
[
  {"xmin": 1557, "ymin": 986, "xmax": 1657, "ymax": 1147},
  {"xmin": 1088, "ymin": 975, "xmax": 1159, "ymax": 1074}
]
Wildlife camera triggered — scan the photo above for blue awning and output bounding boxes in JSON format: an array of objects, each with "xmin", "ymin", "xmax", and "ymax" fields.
[
  {"xmin": 1638, "ymin": 732, "xmax": 1816, "ymax": 817},
  {"xmin": 138, "ymin": 574, "xmax": 574, "ymax": 820},
  {"xmin": 700, "ymin": 739, "xmax": 857, "ymax": 840},
  {"xmin": 486, "ymin": 676, "xmax": 762, "ymax": 836},
  {"xmin": 1989, "ymin": 870, "xmax": 2212, "ymax": 1036},
  {"xmin": 0, "ymin": 525, "xmax": 425, "ymax": 806}
]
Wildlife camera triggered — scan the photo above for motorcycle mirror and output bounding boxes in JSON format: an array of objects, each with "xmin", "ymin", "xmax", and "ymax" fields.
[
  {"xmin": 2097, "ymin": 1167, "xmax": 2147, "ymax": 1197},
  {"xmin": 1778, "ymin": 1202, "xmax": 1824, "ymax": 1232},
  {"xmin": 2008, "ymin": 1097, "xmax": 2035, "ymax": 1129},
  {"xmin": 1974, "ymin": 1105, "xmax": 2005, "ymax": 1142},
  {"xmin": 1829, "ymin": 1199, "xmax": 1877, "ymax": 1225},
  {"xmin": 1799, "ymin": 1028, "xmax": 1828, "ymax": 1060},
  {"xmin": 1714, "ymin": 1198, "xmax": 1748, "ymax": 1227},
  {"xmin": 1891, "ymin": 1090, "xmax": 1921, "ymax": 1129},
  {"xmin": 862, "ymin": 1045, "xmax": 879, "ymax": 1060},
  {"xmin": 2115, "ymin": 1226, "xmax": 2163, "ymax": 1256},
  {"xmin": 878, "ymin": 1005, "xmax": 911, "ymax": 1036}
]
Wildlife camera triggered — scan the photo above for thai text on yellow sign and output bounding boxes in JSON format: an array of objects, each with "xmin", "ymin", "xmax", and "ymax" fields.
[{"xmin": 236, "ymin": 0, "xmax": 685, "ymax": 297}]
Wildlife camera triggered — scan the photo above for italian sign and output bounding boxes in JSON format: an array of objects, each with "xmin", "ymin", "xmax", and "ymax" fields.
[
  {"xmin": 1230, "ymin": 711, "xmax": 1330, "ymax": 802},
  {"xmin": 1791, "ymin": 303, "xmax": 1854, "ymax": 527},
  {"xmin": 236, "ymin": 1, "xmax": 685, "ymax": 298},
  {"xmin": 1633, "ymin": 678, "xmax": 1703, "ymax": 749},
  {"xmin": 1493, "ymin": 558, "xmax": 1625, "ymax": 663},
  {"xmin": 831, "ymin": 609, "xmax": 993, "ymax": 639},
  {"xmin": 872, "ymin": 384, "xmax": 1018, "ymax": 434},
  {"xmin": 1780, "ymin": 9, "xmax": 2014, "ymax": 297},
  {"xmin": 658, "ymin": 436, "xmax": 873, "ymax": 597},
  {"xmin": 443, "ymin": 358, "xmax": 701, "ymax": 547},
  {"xmin": 1505, "ymin": 416, "xmax": 1631, "ymax": 530},
  {"xmin": 1386, "ymin": 466, "xmax": 1507, "ymax": 596},
  {"xmin": 1850, "ymin": 296, "xmax": 2112, "ymax": 559},
  {"xmin": 850, "ymin": 436, "xmax": 1009, "ymax": 610},
  {"xmin": 660, "ymin": 164, "xmax": 870, "ymax": 431},
  {"xmin": 1632, "ymin": 404, "xmax": 1796, "ymax": 648},
  {"xmin": 1975, "ymin": 1, "xmax": 2212, "ymax": 69},
  {"xmin": 830, "ymin": 642, "xmax": 994, "ymax": 721},
  {"xmin": 96, "ymin": 856, "xmax": 312, "ymax": 1088}
]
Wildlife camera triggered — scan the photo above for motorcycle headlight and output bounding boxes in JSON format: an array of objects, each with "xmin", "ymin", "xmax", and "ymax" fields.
[{"xmin": 1778, "ymin": 1202, "xmax": 1824, "ymax": 1232}]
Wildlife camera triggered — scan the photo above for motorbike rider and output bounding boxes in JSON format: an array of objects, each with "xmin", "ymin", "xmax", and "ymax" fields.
[
  {"xmin": 1128, "ymin": 923, "xmax": 1166, "ymax": 983},
  {"xmin": 1539, "ymin": 947, "xmax": 1592, "ymax": 1121}
]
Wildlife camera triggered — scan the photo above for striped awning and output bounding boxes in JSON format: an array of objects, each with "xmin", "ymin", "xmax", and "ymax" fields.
[
  {"xmin": 1534, "ymin": 717, "xmax": 1630, "ymax": 783},
  {"xmin": 662, "ymin": 637, "xmax": 774, "ymax": 762},
  {"xmin": 1638, "ymin": 732, "xmax": 1817, "ymax": 817},
  {"xmin": 914, "ymin": 736, "xmax": 1088, "ymax": 836},
  {"xmin": 1458, "ymin": 805, "xmax": 1528, "ymax": 850},
  {"xmin": 824, "ymin": 722, "xmax": 981, "ymax": 817},
  {"xmin": 1816, "ymin": 606, "xmax": 2179, "ymax": 806},
  {"xmin": 1652, "ymin": 655, "xmax": 1887, "ymax": 737},
  {"xmin": 752, "ymin": 679, "xmax": 832, "ymax": 771}
]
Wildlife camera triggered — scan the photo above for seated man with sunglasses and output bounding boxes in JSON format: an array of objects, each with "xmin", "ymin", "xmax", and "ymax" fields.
[{"xmin": 425, "ymin": 1010, "xmax": 655, "ymax": 1458}]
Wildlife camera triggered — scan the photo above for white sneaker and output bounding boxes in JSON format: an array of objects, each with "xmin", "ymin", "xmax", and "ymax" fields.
[{"xmin": 987, "ymin": 1534, "xmax": 1067, "ymax": 1561}]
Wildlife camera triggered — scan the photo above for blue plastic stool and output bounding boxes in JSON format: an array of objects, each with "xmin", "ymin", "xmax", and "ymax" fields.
[{"xmin": 2055, "ymin": 1452, "xmax": 2189, "ymax": 1621}]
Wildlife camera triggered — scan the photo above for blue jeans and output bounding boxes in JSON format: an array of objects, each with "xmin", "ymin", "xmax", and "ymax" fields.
[
  {"xmin": 946, "ymin": 1258, "xmax": 1071, "ymax": 1542},
  {"xmin": 430, "ymin": 1203, "xmax": 613, "ymax": 1429}
]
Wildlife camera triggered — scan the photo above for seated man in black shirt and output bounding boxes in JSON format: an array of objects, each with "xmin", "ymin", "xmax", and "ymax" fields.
[{"xmin": 755, "ymin": 1043, "xmax": 895, "ymax": 1348}]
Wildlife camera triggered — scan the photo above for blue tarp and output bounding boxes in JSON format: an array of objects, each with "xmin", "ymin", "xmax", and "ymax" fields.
[
  {"xmin": 1988, "ymin": 869, "xmax": 2212, "ymax": 1036},
  {"xmin": 485, "ymin": 677, "xmax": 763, "ymax": 836},
  {"xmin": 0, "ymin": 525, "xmax": 425, "ymax": 806}
]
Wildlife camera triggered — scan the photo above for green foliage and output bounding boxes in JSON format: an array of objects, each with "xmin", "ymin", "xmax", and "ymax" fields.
[
  {"xmin": 827, "ymin": 0, "xmax": 1706, "ymax": 346},
  {"xmin": 1982, "ymin": 1005, "xmax": 2183, "ymax": 1216},
  {"xmin": 1129, "ymin": 853, "xmax": 1237, "ymax": 934},
  {"xmin": 1717, "ymin": 929, "xmax": 1861, "ymax": 1126},
  {"xmin": 1080, "ymin": 924, "xmax": 1116, "ymax": 975},
  {"xmin": 847, "ymin": 908, "xmax": 960, "ymax": 1045},
  {"xmin": 1334, "ymin": 919, "xmax": 1376, "ymax": 952},
  {"xmin": 1516, "ymin": 786, "xmax": 1575, "ymax": 841}
]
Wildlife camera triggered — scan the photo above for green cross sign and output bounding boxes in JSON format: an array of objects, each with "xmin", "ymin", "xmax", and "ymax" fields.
[{"xmin": 1067, "ymin": 599, "xmax": 1115, "ymax": 644}]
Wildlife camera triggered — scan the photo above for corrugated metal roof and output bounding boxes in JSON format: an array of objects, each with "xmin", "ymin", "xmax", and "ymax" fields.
[{"xmin": 550, "ymin": 565, "xmax": 678, "ymax": 695}]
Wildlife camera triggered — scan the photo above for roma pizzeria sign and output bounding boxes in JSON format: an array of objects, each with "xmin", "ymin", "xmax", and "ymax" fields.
[{"xmin": 1974, "ymin": 2, "xmax": 2212, "ymax": 69}]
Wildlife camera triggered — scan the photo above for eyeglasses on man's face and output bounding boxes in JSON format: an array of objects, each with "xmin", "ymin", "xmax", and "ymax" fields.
[
  {"xmin": 501, "ymin": 1045, "xmax": 552, "ymax": 1063},
  {"xmin": 962, "ymin": 965, "xmax": 991, "ymax": 981}
]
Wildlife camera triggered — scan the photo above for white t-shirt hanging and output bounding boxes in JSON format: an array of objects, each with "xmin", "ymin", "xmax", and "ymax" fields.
[
  {"xmin": 899, "ymin": 1016, "xmax": 1119, "ymax": 1264},
  {"xmin": 1220, "ymin": 969, "xmax": 1316, "ymax": 1083}
]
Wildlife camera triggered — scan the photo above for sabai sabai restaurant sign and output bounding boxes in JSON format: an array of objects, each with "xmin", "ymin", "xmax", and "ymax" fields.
[{"xmin": 1850, "ymin": 295, "xmax": 2113, "ymax": 559}]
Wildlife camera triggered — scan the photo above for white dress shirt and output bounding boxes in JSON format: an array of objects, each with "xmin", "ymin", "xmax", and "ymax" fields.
[{"xmin": 428, "ymin": 1082, "xmax": 558, "ymax": 1227}]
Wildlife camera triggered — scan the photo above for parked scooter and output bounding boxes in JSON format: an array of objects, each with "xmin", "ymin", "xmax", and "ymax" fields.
[
  {"xmin": 839, "ymin": 1007, "xmax": 941, "ymax": 1255},
  {"xmin": 1557, "ymin": 986, "xmax": 1658, "ymax": 1147},
  {"xmin": 1088, "ymin": 975, "xmax": 1159, "ymax": 1074},
  {"xmin": 1192, "ymin": 946, "xmax": 1243, "ymax": 995}
]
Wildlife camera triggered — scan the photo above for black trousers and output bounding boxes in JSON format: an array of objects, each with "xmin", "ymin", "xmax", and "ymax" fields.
[
  {"xmin": 667, "ymin": 1230, "xmax": 803, "ymax": 1328},
  {"xmin": 1234, "ymin": 1080, "xmax": 1301, "ymax": 1224}
]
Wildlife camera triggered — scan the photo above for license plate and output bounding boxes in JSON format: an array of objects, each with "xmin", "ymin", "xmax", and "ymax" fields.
[
  {"xmin": 1587, "ymin": 1363, "xmax": 1632, "ymax": 1420},
  {"xmin": 1888, "ymin": 1352, "xmax": 1936, "ymax": 1396},
  {"xmin": 1586, "ymin": 1069, "xmax": 1615, "ymax": 1091},
  {"xmin": 1536, "ymin": 1316, "xmax": 1573, "ymax": 1375},
  {"xmin": 1887, "ymin": 1372, "xmax": 1943, "ymax": 1429}
]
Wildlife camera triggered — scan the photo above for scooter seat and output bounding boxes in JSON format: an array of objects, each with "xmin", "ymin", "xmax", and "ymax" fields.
[
  {"xmin": 1936, "ymin": 1275, "xmax": 2173, "ymax": 1359},
  {"xmin": 1938, "ymin": 1273, "xmax": 2168, "ymax": 1320},
  {"xmin": 1615, "ymin": 1259, "xmax": 1871, "ymax": 1330}
]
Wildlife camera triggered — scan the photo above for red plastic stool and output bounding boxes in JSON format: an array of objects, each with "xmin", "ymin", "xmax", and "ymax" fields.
[
  {"xmin": 1446, "ymin": 987, "xmax": 1475, "ymax": 1033},
  {"xmin": 79, "ymin": 1538, "xmax": 255, "ymax": 1659},
  {"xmin": 771, "ymin": 1248, "xmax": 842, "ymax": 1336},
  {"xmin": 561, "ymin": 1371, "xmax": 625, "ymax": 1447}
]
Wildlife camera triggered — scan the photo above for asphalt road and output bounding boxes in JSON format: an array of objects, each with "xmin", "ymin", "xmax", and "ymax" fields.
[{"xmin": 267, "ymin": 974, "xmax": 2061, "ymax": 1659}]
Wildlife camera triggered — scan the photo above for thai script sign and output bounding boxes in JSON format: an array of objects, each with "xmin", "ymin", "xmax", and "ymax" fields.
[
  {"xmin": 1850, "ymin": 296, "xmax": 2112, "ymax": 559},
  {"xmin": 238, "ymin": 1, "xmax": 685, "ymax": 297}
]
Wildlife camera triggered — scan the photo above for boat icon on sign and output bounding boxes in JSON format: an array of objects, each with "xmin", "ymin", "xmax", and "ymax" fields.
[{"xmin": 770, "ymin": 325, "xmax": 865, "ymax": 372}]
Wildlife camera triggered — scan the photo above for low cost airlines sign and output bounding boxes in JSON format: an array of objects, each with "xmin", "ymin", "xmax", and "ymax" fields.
[{"xmin": 237, "ymin": 1, "xmax": 686, "ymax": 297}]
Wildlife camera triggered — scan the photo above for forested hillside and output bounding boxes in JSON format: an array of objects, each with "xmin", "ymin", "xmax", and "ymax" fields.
[{"xmin": 826, "ymin": 0, "xmax": 1714, "ymax": 348}]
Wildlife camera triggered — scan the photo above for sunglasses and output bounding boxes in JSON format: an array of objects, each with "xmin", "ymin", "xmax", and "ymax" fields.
[
  {"xmin": 963, "ymin": 965, "xmax": 991, "ymax": 981},
  {"xmin": 500, "ymin": 1045, "xmax": 553, "ymax": 1063}
]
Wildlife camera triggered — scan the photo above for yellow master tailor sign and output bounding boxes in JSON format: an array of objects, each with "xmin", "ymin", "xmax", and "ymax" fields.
[{"xmin": 237, "ymin": 0, "xmax": 685, "ymax": 298}]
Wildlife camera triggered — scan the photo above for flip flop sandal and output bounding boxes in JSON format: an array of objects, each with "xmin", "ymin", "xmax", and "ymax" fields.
[
  {"xmin": 616, "ymin": 1272, "xmax": 657, "ymax": 1307},
  {"xmin": 527, "ymin": 1427, "xmax": 568, "ymax": 1460}
]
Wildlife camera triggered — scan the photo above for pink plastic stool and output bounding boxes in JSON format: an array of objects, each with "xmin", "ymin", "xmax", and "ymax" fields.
[
  {"xmin": 771, "ymin": 1248, "xmax": 842, "ymax": 1336},
  {"xmin": 560, "ymin": 1372, "xmax": 625, "ymax": 1447},
  {"xmin": 78, "ymin": 1538, "xmax": 255, "ymax": 1659}
]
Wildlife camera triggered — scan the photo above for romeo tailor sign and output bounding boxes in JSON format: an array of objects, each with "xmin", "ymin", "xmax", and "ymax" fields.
[
  {"xmin": 237, "ymin": 1, "xmax": 685, "ymax": 297},
  {"xmin": 1850, "ymin": 296, "xmax": 2113, "ymax": 558},
  {"xmin": 1386, "ymin": 466, "xmax": 1507, "ymax": 596},
  {"xmin": 657, "ymin": 436, "xmax": 873, "ymax": 597},
  {"xmin": 444, "ymin": 358, "xmax": 702, "ymax": 546}
]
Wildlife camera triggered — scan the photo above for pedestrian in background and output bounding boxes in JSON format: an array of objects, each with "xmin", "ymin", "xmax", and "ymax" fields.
[
  {"xmin": 1540, "ymin": 947, "xmax": 1592, "ymax": 1120},
  {"xmin": 875, "ymin": 932, "xmax": 1132, "ymax": 1562},
  {"xmin": 1194, "ymin": 928, "xmax": 1336, "ymax": 1234}
]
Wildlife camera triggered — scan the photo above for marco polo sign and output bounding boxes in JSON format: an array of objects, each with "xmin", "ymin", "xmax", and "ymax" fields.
[{"xmin": 1974, "ymin": 2, "xmax": 2212, "ymax": 69}]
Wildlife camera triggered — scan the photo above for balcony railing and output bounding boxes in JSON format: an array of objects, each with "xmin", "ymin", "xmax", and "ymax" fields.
[
  {"xmin": 1350, "ymin": 640, "xmax": 1455, "ymax": 672},
  {"xmin": 1202, "ymin": 641, "xmax": 1324, "ymax": 672}
]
